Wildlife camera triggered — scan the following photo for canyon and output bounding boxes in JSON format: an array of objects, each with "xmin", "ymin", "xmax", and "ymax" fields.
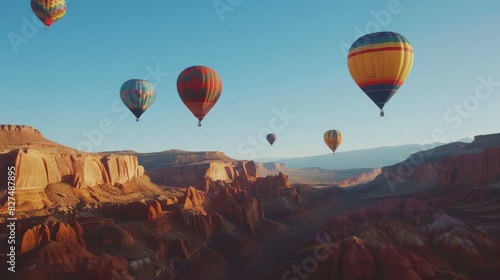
[{"xmin": 1, "ymin": 125, "xmax": 500, "ymax": 280}]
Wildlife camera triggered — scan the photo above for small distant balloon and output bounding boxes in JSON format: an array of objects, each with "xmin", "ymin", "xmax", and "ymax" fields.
[
  {"xmin": 347, "ymin": 31, "xmax": 414, "ymax": 117},
  {"xmin": 266, "ymin": 133, "xmax": 277, "ymax": 146},
  {"xmin": 31, "ymin": 0, "xmax": 66, "ymax": 30},
  {"xmin": 324, "ymin": 130, "xmax": 343, "ymax": 154},
  {"xmin": 120, "ymin": 79, "xmax": 156, "ymax": 122},
  {"xmin": 177, "ymin": 66, "xmax": 222, "ymax": 127}
]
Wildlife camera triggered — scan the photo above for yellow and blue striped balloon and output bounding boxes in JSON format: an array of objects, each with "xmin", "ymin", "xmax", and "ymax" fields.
[
  {"xmin": 120, "ymin": 79, "xmax": 156, "ymax": 122},
  {"xmin": 324, "ymin": 130, "xmax": 343, "ymax": 154},
  {"xmin": 31, "ymin": 0, "xmax": 66, "ymax": 28},
  {"xmin": 348, "ymin": 32, "xmax": 413, "ymax": 116}
]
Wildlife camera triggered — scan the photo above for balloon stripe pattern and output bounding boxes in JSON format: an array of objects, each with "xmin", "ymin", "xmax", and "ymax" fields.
[
  {"xmin": 177, "ymin": 66, "xmax": 222, "ymax": 126},
  {"xmin": 120, "ymin": 79, "xmax": 156, "ymax": 121},
  {"xmin": 324, "ymin": 130, "xmax": 343, "ymax": 154},
  {"xmin": 31, "ymin": 0, "xmax": 66, "ymax": 27},
  {"xmin": 348, "ymin": 32, "xmax": 413, "ymax": 110}
]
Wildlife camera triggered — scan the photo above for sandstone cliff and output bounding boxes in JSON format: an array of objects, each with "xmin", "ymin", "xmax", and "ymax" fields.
[
  {"xmin": 355, "ymin": 133, "xmax": 500, "ymax": 199},
  {"xmin": 0, "ymin": 125, "xmax": 145, "ymax": 210},
  {"xmin": 117, "ymin": 150, "xmax": 257, "ymax": 187},
  {"xmin": 334, "ymin": 168, "xmax": 382, "ymax": 188}
]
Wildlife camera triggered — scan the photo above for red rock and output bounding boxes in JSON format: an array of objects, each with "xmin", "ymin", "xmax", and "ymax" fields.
[
  {"xmin": 213, "ymin": 189, "xmax": 264, "ymax": 235},
  {"xmin": 380, "ymin": 137, "xmax": 500, "ymax": 190},
  {"xmin": 393, "ymin": 247, "xmax": 436, "ymax": 279},
  {"xmin": 155, "ymin": 241, "xmax": 169, "ymax": 260},
  {"xmin": 181, "ymin": 186, "xmax": 208, "ymax": 215},
  {"xmin": 99, "ymin": 200, "xmax": 163, "ymax": 220},
  {"xmin": 20, "ymin": 223, "xmax": 51, "ymax": 254},
  {"xmin": 341, "ymin": 237, "xmax": 377, "ymax": 280},
  {"xmin": 212, "ymin": 213, "xmax": 225, "ymax": 230},
  {"xmin": 171, "ymin": 239, "xmax": 190, "ymax": 260},
  {"xmin": 425, "ymin": 214, "xmax": 466, "ymax": 237},
  {"xmin": 371, "ymin": 245, "xmax": 421, "ymax": 280},
  {"xmin": 69, "ymin": 219, "xmax": 86, "ymax": 247},
  {"xmin": 433, "ymin": 232, "xmax": 485, "ymax": 267},
  {"xmin": 187, "ymin": 213, "xmax": 213, "ymax": 239},
  {"xmin": 77, "ymin": 253, "xmax": 134, "ymax": 280}
]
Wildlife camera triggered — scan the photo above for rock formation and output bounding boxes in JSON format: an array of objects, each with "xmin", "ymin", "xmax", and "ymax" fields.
[
  {"xmin": 99, "ymin": 200, "xmax": 163, "ymax": 220},
  {"xmin": 17, "ymin": 241, "xmax": 133, "ymax": 280},
  {"xmin": 309, "ymin": 197, "xmax": 500, "ymax": 278},
  {"xmin": 20, "ymin": 220, "xmax": 85, "ymax": 254},
  {"xmin": 0, "ymin": 125, "xmax": 146, "ymax": 210},
  {"xmin": 334, "ymin": 168, "xmax": 382, "ymax": 188},
  {"xmin": 353, "ymin": 134, "xmax": 500, "ymax": 199}
]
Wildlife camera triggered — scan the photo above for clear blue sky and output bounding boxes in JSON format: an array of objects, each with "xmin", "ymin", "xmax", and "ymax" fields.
[{"xmin": 2, "ymin": 0, "xmax": 500, "ymax": 160}]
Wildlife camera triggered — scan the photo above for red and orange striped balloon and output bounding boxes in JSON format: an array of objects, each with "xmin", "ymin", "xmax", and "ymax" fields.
[
  {"xmin": 177, "ymin": 66, "xmax": 222, "ymax": 127},
  {"xmin": 347, "ymin": 32, "xmax": 413, "ymax": 116}
]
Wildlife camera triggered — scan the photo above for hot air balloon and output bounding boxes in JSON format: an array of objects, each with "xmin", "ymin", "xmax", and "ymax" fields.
[
  {"xmin": 347, "ymin": 31, "xmax": 413, "ymax": 117},
  {"xmin": 266, "ymin": 133, "xmax": 277, "ymax": 146},
  {"xmin": 120, "ymin": 79, "xmax": 156, "ymax": 122},
  {"xmin": 31, "ymin": 0, "xmax": 66, "ymax": 30},
  {"xmin": 177, "ymin": 66, "xmax": 222, "ymax": 127},
  {"xmin": 324, "ymin": 130, "xmax": 343, "ymax": 154}
]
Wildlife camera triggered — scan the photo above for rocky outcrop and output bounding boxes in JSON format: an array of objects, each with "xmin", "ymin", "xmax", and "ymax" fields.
[
  {"xmin": 335, "ymin": 168, "xmax": 382, "ymax": 188},
  {"xmin": 310, "ymin": 197, "xmax": 500, "ymax": 277},
  {"xmin": 0, "ymin": 125, "xmax": 146, "ymax": 210},
  {"xmin": 180, "ymin": 187, "xmax": 214, "ymax": 239},
  {"xmin": 213, "ymin": 188, "xmax": 264, "ymax": 235},
  {"xmin": 171, "ymin": 239, "xmax": 191, "ymax": 260},
  {"xmin": 4, "ymin": 149, "xmax": 144, "ymax": 190},
  {"xmin": 150, "ymin": 160, "xmax": 257, "ymax": 187},
  {"xmin": 0, "ymin": 124, "xmax": 60, "ymax": 148},
  {"xmin": 379, "ymin": 135, "xmax": 500, "ymax": 193},
  {"xmin": 77, "ymin": 253, "xmax": 134, "ymax": 280},
  {"xmin": 252, "ymin": 172, "xmax": 291, "ymax": 196},
  {"xmin": 18, "ymin": 241, "xmax": 133, "ymax": 280},
  {"xmin": 20, "ymin": 220, "xmax": 85, "ymax": 254},
  {"xmin": 181, "ymin": 186, "xmax": 209, "ymax": 215},
  {"xmin": 99, "ymin": 200, "xmax": 163, "ymax": 220},
  {"xmin": 83, "ymin": 223, "xmax": 135, "ymax": 247},
  {"xmin": 310, "ymin": 237, "xmax": 435, "ymax": 280}
]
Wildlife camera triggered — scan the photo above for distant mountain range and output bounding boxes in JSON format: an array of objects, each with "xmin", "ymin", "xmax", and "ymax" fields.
[{"xmin": 259, "ymin": 138, "xmax": 473, "ymax": 170}]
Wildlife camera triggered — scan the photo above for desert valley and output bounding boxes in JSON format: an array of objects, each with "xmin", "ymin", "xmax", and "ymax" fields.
[{"xmin": 1, "ymin": 124, "xmax": 499, "ymax": 280}]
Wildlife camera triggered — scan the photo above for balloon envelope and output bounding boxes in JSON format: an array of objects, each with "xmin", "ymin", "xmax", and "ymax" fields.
[
  {"xmin": 31, "ymin": 0, "xmax": 66, "ymax": 27},
  {"xmin": 177, "ymin": 66, "xmax": 222, "ymax": 126},
  {"xmin": 347, "ymin": 31, "xmax": 413, "ymax": 116},
  {"xmin": 266, "ymin": 133, "xmax": 277, "ymax": 146},
  {"xmin": 324, "ymin": 130, "xmax": 343, "ymax": 154},
  {"xmin": 120, "ymin": 79, "xmax": 156, "ymax": 121}
]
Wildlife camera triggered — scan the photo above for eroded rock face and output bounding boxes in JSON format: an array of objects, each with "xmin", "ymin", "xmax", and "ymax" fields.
[
  {"xmin": 310, "ymin": 197, "xmax": 500, "ymax": 278},
  {"xmin": 144, "ymin": 156, "xmax": 257, "ymax": 187},
  {"xmin": 213, "ymin": 189, "xmax": 265, "ymax": 235},
  {"xmin": 99, "ymin": 200, "xmax": 163, "ymax": 220},
  {"xmin": 77, "ymin": 253, "xmax": 134, "ymax": 280},
  {"xmin": 20, "ymin": 221, "xmax": 85, "ymax": 254},
  {"xmin": 180, "ymin": 187, "xmax": 214, "ymax": 239},
  {"xmin": 18, "ymin": 241, "xmax": 133, "ymax": 280},
  {"xmin": 0, "ymin": 125, "xmax": 146, "ymax": 210},
  {"xmin": 380, "ymin": 135, "xmax": 500, "ymax": 191},
  {"xmin": 6, "ymin": 149, "xmax": 144, "ymax": 190},
  {"xmin": 335, "ymin": 168, "xmax": 382, "ymax": 188}
]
